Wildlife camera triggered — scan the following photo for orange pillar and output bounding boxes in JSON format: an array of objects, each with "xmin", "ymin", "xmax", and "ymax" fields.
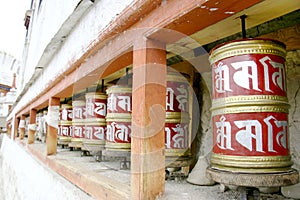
[
  {"xmin": 6, "ymin": 121, "xmax": 11, "ymax": 137},
  {"xmin": 28, "ymin": 109, "xmax": 37, "ymax": 144},
  {"xmin": 131, "ymin": 38, "xmax": 166, "ymax": 199},
  {"xmin": 46, "ymin": 97, "xmax": 60, "ymax": 155},
  {"xmin": 12, "ymin": 116, "xmax": 19, "ymax": 140},
  {"xmin": 19, "ymin": 115, "xmax": 26, "ymax": 140}
]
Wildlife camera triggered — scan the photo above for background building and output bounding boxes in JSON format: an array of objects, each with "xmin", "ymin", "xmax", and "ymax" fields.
[{"xmin": 0, "ymin": 52, "xmax": 19, "ymax": 132}]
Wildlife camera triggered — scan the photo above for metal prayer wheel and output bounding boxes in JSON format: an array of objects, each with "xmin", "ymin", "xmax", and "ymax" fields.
[
  {"xmin": 166, "ymin": 73, "xmax": 190, "ymax": 113},
  {"xmin": 165, "ymin": 112, "xmax": 190, "ymax": 157},
  {"xmin": 82, "ymin": 93, "xmax": 107, "ymax": 153},
  {"xmin": 70, "ymin": 100, "xmax": 86, "ymax": 149},
  {"xmin": 58, "ymin": 104, "xmax": 73, "ymax": 146},
  {"xmin": 85, "ymin": 92, "xmax": 107, "ymax": 120},
  {"xmin": 37, "ymin": 110, "xmax": 47, "ymax": 143},
  {"xmin": 165, "ymin": 73, "xmax": 191, "ymax": 160},
  {"xmin": 209, "ymin": 38, "xmax": 293, "ymax": 174},
  {"xmin": 105, "ymin": 85, "xmax": 132, "ymax": 151}
]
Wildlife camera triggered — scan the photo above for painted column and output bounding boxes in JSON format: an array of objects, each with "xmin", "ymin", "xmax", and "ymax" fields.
[
  {"xmin": 28, "ymin": 109, "xmax": 37, "ymax": 144},
  {"xmin": 19, "ymin": 115, "xmax": 26, "ymax": 140},
  {"xmin": 46, "ymin": 97, "xmax": 60, "ymax": 155},
  {"xmin": 131, "ymin": 37, "xmax": 166, "ymax": 199},
  {"xmin": 12, "ymin": 115, "xmax": 19, "ymax": 140}
]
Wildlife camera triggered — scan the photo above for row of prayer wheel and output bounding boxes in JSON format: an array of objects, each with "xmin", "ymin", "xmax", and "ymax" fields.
[{"xmin": 57, "ymin": 72, "xmax": 191, "ymax": 163}]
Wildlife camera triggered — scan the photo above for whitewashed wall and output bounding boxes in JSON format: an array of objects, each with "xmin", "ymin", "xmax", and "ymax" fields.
[
  {"xmin": 0, "ymin": 135, "xmax": 94, "ymax": 200},
  {"xmin": 10, "ymin": 0, "xmax": 134, "ymax": 119},
  {"xmin": 23, "ymin": 0, "xmax": 82, "ymax": 89}
]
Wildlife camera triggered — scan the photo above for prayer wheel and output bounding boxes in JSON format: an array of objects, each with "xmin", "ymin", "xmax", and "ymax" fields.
[
  {"xmin": 70, "ymin": 100, "xmax": 86, "ymax": 149},
  {"xmin": 82, "ymin": 92, "xmax": 107, "ymax": 154},
  {"xmin": 165, "ymin": 112, "xmax": 190, "ymax": 156},
  {"xmin": 207, "ymin": 38, "xmax": 298, "ymax": 187},
  {"xmin": 58, "ymin": 104, "xmax": 73, "ymax": 147},
  {"xmin": 37, "ymin": 110, "xmax": 47, "ymax": 143},
  {"xmin": 105, "ymin": 85, "xmax": 132, "ymax": 151},
  {"xmin": 166, "ymin": 73, "xmax": 190, "ymax": 113},
  {"xmin": 165, "ymin": 73, "xmax": 191, "ymax": 167}
]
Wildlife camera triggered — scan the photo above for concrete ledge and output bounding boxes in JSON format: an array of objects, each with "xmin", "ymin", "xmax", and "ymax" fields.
[
  {"xmin": 0, "ymin": 134, "xmax": 94, "ymax": 200},
  {"xmin": 0, "ymin": 135, "xmax": 130, "ymax": 200},
  {"xmin": 24, "ymin": 142, "xmax": 130, "ymax": 200}
]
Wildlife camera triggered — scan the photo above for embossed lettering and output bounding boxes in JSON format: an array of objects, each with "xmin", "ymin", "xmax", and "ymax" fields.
[
  {"xmin": 214, "ymin": 62, "xmax": 232, "ymax": 93},
  {"xmin": 216, "ymin": 116, "xmax": 234, "ymax": 150}
]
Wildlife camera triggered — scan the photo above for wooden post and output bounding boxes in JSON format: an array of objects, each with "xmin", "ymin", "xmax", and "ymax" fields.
[
  {"xmin": 131, "ymin": 37, "xmax": 166, "ymax": 199},
  {"xmin": 28, "ymin": 109, "xmax": 37, "ymax": 144},
  {"xmin": 19, "ymin": 115, "xmax": 26, "ymax": 140},
  {"xmin": 46, "ymin": 97, "xmax": 60, "ymax": 155},
  {"xmin": 6, "ymin": 122, "xmax": 11, "ymax": 137},
  {"xmin": 11, "ymin": 115, "xmax": 19, "ymax": 140}
]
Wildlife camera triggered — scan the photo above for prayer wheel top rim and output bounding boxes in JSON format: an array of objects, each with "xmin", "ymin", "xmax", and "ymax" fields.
[
  {"xmin": 85, "ymin": 92, "xmax": 107, "ymax": 99},
  {"xmin": 209, "ymin": 38, "xmax": 286, "ymax": 64},
  {"xmin": 60, "ymin": 104, "xmax": 72, "ymax": 109},
  {"xmin": 72, "ymin": 100, "xmax": 86, "ymax": 106},
  {"xmin": 106, "ymin": 85, "xmax": 132, "ymax": 94}
]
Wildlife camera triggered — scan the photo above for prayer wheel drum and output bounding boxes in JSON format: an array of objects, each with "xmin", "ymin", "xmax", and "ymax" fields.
[
  {"xmin": 105, "ymin": 85, "xmax": 132, "ymax": 151},
  {"xmin": 165, "ymin": 112, "xmax": 190, "ymax": 155},
  {"xmin": 70, "ymin": 100, "xmax": 86, "ymax": 149},
  {"xmin": 166, "ymin": 73, "xmax": 190, "ymax": 113},
  {"xmin": 207, "ymin": 38, "xmax": 298, "ymax": 187},
  {"xmin": 82, "ymin": 93, "xmax": 107, "ymax": 152},
  {"xmin": 165, "ymin": 73, "xmax": 191, "ymax": 167},
  {"xmin": 58, "ymin": 104, "xmax": 73, "ymax": 146}
]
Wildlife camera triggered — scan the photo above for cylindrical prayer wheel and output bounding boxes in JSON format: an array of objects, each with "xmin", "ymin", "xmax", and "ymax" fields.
[
  {"xmin": 165, "ymin": 73, "xmax": 191, "ymax": 163},
  {"xmin": 105, "ymin": 85, "xmax": 132, "ymax": 151},
  {"xmin": 58, "ymin": 104, "xmax": 73, "ymax": 146},
  {"xmin": 209, "ymin": 38, "xmax": 293, "ymax": 173},
  {"xmin": 37, "ymin": 110, "xmax": 47, "ymax": 143},
  {"xmin": 166, "ymin": 73, "xmax": 190, "ymax": 113},
  {"xmin": 85, "ymin": 92, "xmax": 107, "ymax": 120},
  {"xmin": 72, "ymin": 100, "xmax": 86, "ymax": 120},
  {"xmin": 82, "ymin": 93, "xmax": 107, "ymax": 152},
  {"xmin": 165, "ymin": 112, "xmax": 190, "ymax": 157},
  {"xmin": 70, "ymin": 100, "xmax": 86, "ymax": 149}
]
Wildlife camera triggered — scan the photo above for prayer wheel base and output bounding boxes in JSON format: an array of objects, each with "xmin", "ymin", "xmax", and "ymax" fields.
[
  {"xmin": 165, "ymin": 156, "xmax": 193, "ymax": 168},
  {"xmin": 81, "ymin": 141, "xmax": 105, "ymax": 156},
  {"xmin": 206, "ymin": 167, "xmax": 299, "ymax": 187},
  {"xmin": 102, "ymin": 149, "xmax": 131, "ymax": 160},
  {"xmin": 68, "ymin": 141, "xmax": 83, "ymax": 150},
  {"xmin": 57, "ymin": 136, "xmax": 71, "ymax": 146},
  {"xmin": 102, "ymin": 149, "xmax": 131, "ymax": 170}
]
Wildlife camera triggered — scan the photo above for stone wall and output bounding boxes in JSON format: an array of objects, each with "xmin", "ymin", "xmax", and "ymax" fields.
[{"xmin": 286, "ymin": 50, "xmax": 300, "ymax": 170}]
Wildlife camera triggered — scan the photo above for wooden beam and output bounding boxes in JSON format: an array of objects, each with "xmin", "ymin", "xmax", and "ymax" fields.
[
  {"xmin": 131, "ymin": 37, "xmax": 166, "ymax": 199},
  {"xmin": 46, "ymin": 97, "xmax": 60, "ymax": 155},
  {"xmin": 12, "ymin": 0, "xmax": 263, "ymax": 120},
  {"xmin": 28, "ymin": 109, "xmax": 37, "ymax": 144}
]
